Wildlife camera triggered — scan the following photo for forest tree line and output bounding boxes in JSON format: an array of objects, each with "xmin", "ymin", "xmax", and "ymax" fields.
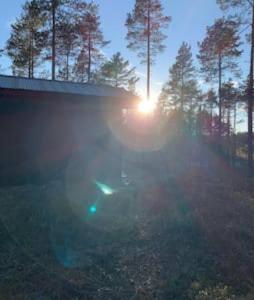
[{"xmin": 0, "ymin": 0, "xmax": 253, "ymax": 172}]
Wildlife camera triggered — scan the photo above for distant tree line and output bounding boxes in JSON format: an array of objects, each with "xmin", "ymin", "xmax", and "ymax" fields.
[
  {"xmin": 0, "ymin": 0, "xmax": 253, "ymax": 173},
  {"xmin": 158, "ymin": 0, "xmax": 254, "ymax": 172}
]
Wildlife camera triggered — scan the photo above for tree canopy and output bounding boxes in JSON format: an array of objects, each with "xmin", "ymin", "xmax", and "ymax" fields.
[{"xmin": 96, "ymin": 52, "xmax": 139, "ymax": 90}]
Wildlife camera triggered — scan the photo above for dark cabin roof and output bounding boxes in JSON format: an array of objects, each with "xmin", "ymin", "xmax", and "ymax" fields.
[{"xmin": 0, "ymin": 75, "xmax": 137, "ymax": 101}]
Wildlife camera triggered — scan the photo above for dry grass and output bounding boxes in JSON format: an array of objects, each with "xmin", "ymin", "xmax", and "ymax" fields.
[{"xmin": 0, "ymin": 158, "xmax": 254, "ymax": 299}]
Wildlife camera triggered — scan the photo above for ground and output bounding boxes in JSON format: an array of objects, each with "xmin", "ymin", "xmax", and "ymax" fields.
[{"xmin": 0, "ymin": 162, "xmax": 254, "ymax": 300}]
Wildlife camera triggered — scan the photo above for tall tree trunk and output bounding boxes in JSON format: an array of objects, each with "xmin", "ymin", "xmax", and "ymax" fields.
[
  {"xmin": 234, "ymin": 102, "xmax": 237, "ymax": 134},
  {"xmin": 66, "ymin": 52, "xmax": 69, "ymax": 81},
  {"xmin": 52, "ymin": 0, "xmax": 56, "ymax": 80},
  {"xmin": 218, "ymin": 54, "xmax": 222, "ymax": 139},
  {"xmin": 87, "ymin": 32, "xmax": 91, "ymax": 82},
  {"xmin": 227, "ymin": 107, "xmax": 231, "ymax": 160},
  {"xmin": 82, "ymin": 61, "xmax": 85, "ymax": 82},
  {"xmin": 197, "ymin": 105, "xmax": 202, "ymax": 136},
  {"xmin": 31, "ymin": 48, "xmax": 34, "ymax": 78},
  {"xmin": 28, "ymin": 31, "xmax": 32, "ymax": 78},
  {"xmin": 180, "ymin": 65, "xmax": 184, "ymax": 112},
  {"xmin": 227, "ymin": 108, "xmax": 230, "ymax": 138},
  {"xmin": 233, "ymin": 101, "xmax": 237, "ymax": 165},
  {"xmin": 28, "ymin": 59, "xmax": 31, "ymax": 78},
  {"xmin": 210, "ymin": 103, "xmax": 213, "ymax": 136},
  {"xmin": 248, "ymin": 3, "xmax": 254, "ymax": 174},
  {"xmin": 147, "ymin": 0, "xmax": 151, "ymax": 100},
  {"xmin": 31, "ymin": 31, "xmax": 34, "ymax": 78}
]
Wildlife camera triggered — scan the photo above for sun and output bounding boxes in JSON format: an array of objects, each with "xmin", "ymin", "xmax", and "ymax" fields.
[{"xmin": 138, "ymin": 99, "xmax": 156, "ymax": 114}]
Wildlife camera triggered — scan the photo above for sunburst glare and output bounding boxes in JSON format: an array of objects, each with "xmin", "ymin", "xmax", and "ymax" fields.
[{"xmin": 138, "ymin": 99, "xmax": 156, "ymax": 114}]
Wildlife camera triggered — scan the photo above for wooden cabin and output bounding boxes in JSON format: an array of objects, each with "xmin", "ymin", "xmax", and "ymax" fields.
[{"xmin": 0, "ymin": 75, "xmax": 138, "ymax": 185}]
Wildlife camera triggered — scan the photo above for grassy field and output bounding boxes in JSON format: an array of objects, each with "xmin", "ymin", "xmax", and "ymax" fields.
[{"xmin": 0, "ymin": 163, "xmax": 254, "ymax": 299}]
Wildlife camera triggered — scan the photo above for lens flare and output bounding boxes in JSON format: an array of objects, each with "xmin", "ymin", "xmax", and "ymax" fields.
[
  {"xmin": 89, "ymin": 205, "xmax": 97, "ymax": 214},
  {"xmin": 138, "ymin": 100, "xmax": 155, "ymax": 114},
  {"xmin": 94, "ymin": 180, "xmax": 116, "ymax": 195}
]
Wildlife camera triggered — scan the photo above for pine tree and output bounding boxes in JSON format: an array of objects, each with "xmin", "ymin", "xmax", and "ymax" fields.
[
  {"xmin": 56, "ymin": 2, "xmax": 79, "ymax": 80},
  {"xmin": 206, "ymin": 89, "xmax": 218, "ymax": 117},
  {"xmin": 217, "ymin": 0, "xmax": 254, "ymax": 172},
  {"xmin": 197, "ymin": 18, "xmax": 242, "ymax": 138},
  {"xmin": 76, "ymin": 2, "xmax": 109, "ymax": 83},
  {"xmin": 128, "ymin": 76, "xmax": 139, "ymax": 94},
  {"xmin": 56, "ymin": 18, "xmax": 77, "ymax": 81},
  {"xmin": 6, "ymin": 0, "xmax": 47, "ymax": 78},
  {"xmin": 97, "ymin": 52, "xmax": 139, "ymax": 90},
  {"xmin": 37, "ymin": 0, "xmax": 69, "ymax": 80},
  {"xmin": 221, "ymin": 81, "xmax": 237, "ymax": 136},
  {"xmin": 159, "ymin": 42, "xmax": 200, "ymax": 114},
  {"xmin": 126, "ymin": 0, "xmax": 170, "ymax": 100},
  {"xmin": 220, "ymin": 80, "xmax": 241, "ymax": 159},
  {"xmin": 205, "ymin": 89, "xmax": 218, "ymax": 136},
  {"xmin": 7, "ymin": 20, "xmax": 30, "ymax": 77},
  {"xmin": 74, "ymin": 49, "xmax": 89, "ymax": 82},
  {"xmin": 51, "ymin": 0, "xmax": 57, "ymax": 80}
]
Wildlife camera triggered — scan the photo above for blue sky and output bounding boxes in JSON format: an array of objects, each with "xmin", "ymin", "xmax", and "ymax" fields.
[{"xmin": 0, "ymin": 0, "xmax": 250, "ymax": 130}]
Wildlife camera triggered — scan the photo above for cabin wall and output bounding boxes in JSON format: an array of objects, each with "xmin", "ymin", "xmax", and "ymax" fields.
[{"xmin": 0, "ymin": 94, "xmax": 122, "ymax": 185}]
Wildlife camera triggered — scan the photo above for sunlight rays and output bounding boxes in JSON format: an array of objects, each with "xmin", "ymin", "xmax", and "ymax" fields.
[{"xmin": 138, "ymin": 99, "xmax": 156, "ymax": 114}]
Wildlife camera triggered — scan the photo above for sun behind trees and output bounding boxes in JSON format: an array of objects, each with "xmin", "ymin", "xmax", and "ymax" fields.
[
  {"xmin": 1, "ymin": 0, "xmax": 254, "ymax": 173},
  {"xmin": 125, "ymin": 0, "xmax": 171, "ymax": 100},
  {"xmin": 2, "ymin": 2, "xmax": 254, "ymax": 300}
]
